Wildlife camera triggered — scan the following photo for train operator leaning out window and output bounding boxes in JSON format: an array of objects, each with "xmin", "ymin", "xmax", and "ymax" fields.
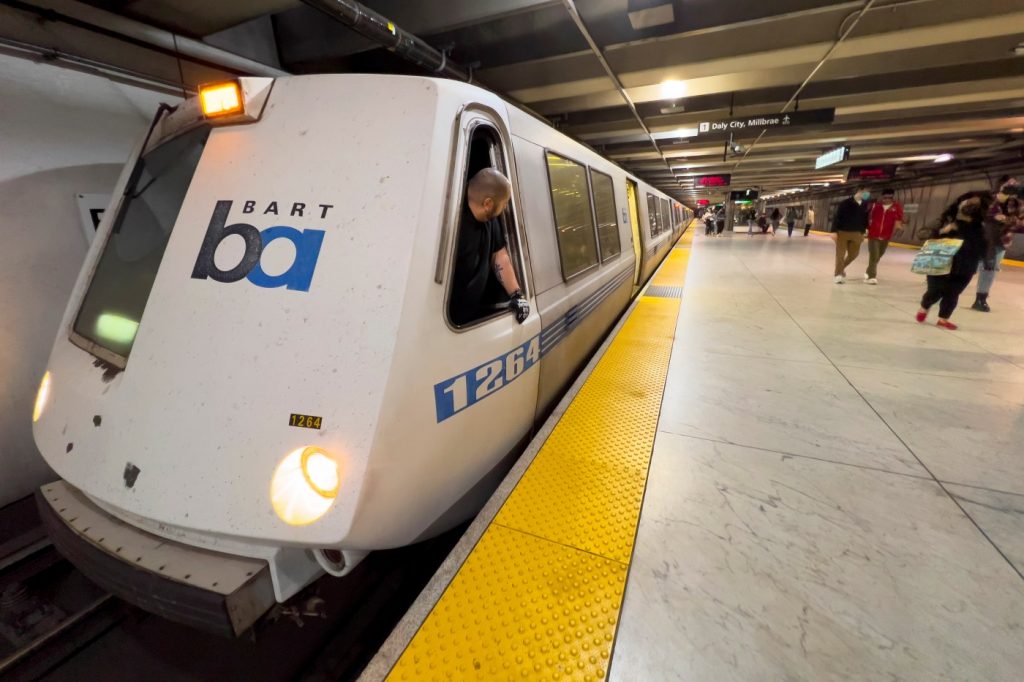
[{"xmin": 449, "ymin": 168, "xmax": 530, "ymax": 326}]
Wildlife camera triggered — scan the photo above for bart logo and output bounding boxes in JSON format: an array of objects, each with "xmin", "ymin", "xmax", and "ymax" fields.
[{"xmin": 191, "ymin": 201, "xmax": 325, "ymax": 292}]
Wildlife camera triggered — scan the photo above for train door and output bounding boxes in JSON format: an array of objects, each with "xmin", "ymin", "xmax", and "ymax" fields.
[
  {"xmin": 432, "ymin": 106, "xmax": 541, "ymax": 475},
  {"xmin": 626, "ymin": 179, "xmax": 642, "ymax": 289}
]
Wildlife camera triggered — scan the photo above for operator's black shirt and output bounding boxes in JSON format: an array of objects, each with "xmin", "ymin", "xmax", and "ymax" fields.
[{"xmin": 449, "ymin": 203, "xmax": 506, "ymax": 326}]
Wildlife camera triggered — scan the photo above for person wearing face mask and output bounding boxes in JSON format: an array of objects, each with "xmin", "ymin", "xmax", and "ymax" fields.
[
  {"xmin": 916, "ymin": 192, "xmax": 993, "ymax": 329},
  {"xmin": 449, "ymin": 168, "xmax": 529, "ymax": 326},
  {"xmin": 831, "ymin": 186, "xmax": 871, "ymax": 283},
  {"xmin": 971, "ymin": 177, "xmax": 1021, "ymax": 312},
  {"xmin": 864, "ymin": 188, "xmax": 904, "ymax": 284}
]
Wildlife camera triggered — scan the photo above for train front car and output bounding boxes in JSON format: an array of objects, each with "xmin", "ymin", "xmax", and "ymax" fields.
[{"xmin": 30, "ymin": 75, "xmax": 474, "ymax": 635}]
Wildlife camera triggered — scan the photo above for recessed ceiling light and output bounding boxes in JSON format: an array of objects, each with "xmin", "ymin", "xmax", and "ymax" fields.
[
  {"xmin": 661, "ymin": 80, "xmax": 687, "ymax": 100},
  {"xmin": 629, "ymin": 0, "xmax": 675, "ymax": 29}
]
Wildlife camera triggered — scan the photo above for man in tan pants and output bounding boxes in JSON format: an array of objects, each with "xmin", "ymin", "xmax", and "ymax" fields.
[{"xmin": 831, "ymin": 188, "xmax": 871, "ymax": 283}]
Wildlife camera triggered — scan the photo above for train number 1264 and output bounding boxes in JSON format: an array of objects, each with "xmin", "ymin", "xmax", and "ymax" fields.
[{"xmin": 433, "ymin": 336, "xmax": 540, "ymax": 422}]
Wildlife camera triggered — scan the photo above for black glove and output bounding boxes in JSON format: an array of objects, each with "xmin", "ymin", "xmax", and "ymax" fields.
[{"xmin": 509, "ymin": 291, "xmax": 530, "ymax": 324}]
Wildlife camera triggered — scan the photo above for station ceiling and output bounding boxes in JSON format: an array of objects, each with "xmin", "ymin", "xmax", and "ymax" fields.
[{"xmin": 22, "ymin": 0, "xmax": 1024, "ymax": 202}]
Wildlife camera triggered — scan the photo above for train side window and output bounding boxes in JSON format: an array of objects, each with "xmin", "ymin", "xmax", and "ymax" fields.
[
  {"xmin": 545, "ymin": 151, "xmax": 598, "ymax": 280},
  {"xmin": 659, "ymin": 198, "xmax": 670, "ymax": 236},
  {"xmin": 590, "ymin": 169, "xmax": 621, "ymax": 262},
  {"xmin": 646, "ymin": 193, "xmax": 659, "ymax": 237},
  {"xmin": 447, "ymin": 124, "xmax": 524, "ymax": 328}
]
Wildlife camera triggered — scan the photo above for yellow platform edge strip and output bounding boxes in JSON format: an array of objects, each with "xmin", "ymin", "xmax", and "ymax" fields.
[
  {"xmin": 806, "ymin": 230, "xmax": 1024, "ymax": 267},
  {"xmin": 387, "ymin": 232, "xmax": 693, "ymax": 681}
]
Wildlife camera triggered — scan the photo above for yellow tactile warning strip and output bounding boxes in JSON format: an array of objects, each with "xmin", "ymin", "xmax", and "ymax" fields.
[
  {"xmin": 387, "ymin": 231, "xmax": 693, "ymax": 681},
  {"xmin": 808, "ymin": 230, "xmax": 1024, "ymax": 268}
]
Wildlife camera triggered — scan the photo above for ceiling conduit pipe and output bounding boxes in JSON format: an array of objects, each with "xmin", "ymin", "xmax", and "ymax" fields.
[
  {"xmin": 1, "ymin": 0, "xmax": 287, "ymax": 77},
  {"xmin": 560, "ymin": 0, "xmax": 679, "ymax": 189},
  {"xmin": 299, "ymin": 0, "xmax": 469, "ymax": 81},
  {"xmin": 732, "ymin": 0, "xmax": 877, "ymax": 172}
]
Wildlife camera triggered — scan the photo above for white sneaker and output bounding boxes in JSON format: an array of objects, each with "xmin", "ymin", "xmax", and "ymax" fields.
[
  {"xmin": 834, "ymin": 275, "xmax": 845, "ymax": 284},
  {"xmin": 866, "ymin": 277, "xmax": 878, "ymax": 285}
]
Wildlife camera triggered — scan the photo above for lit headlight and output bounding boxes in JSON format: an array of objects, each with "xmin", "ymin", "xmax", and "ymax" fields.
[
  {"xmin": 33, "ymin": 371, "xmax": 52, "ymax": 422},
  {"xmin": 270, "ymin": 446, "xmax": 341, "ymax": 526}
]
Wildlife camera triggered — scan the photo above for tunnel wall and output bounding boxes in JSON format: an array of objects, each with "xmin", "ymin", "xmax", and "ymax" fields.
[
  {"xmin": 767, "ymin": 165, "xmax": 1024, "ymax": 260},
  {"xmin": 0, "ymin": 54, "xmax": 176, "ymax": 508}
]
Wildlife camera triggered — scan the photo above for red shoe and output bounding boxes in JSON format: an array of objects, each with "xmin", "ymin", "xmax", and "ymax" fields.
[
  {"xmin": 937, "ymin": 318, "xmax": 958, "ymax": 330},
  {"xmin": 915, "ymin": 310, "xmax": 927, "ymax": 323}
]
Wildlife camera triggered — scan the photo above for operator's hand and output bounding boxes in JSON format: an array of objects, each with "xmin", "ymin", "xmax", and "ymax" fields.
[
  {"xmin": 939, "ymin": 223, "xmax": 956, "ymax": 235},
  {"xmin": 509, "ymin": 291, "xmax": 530, "ymax": 324}
]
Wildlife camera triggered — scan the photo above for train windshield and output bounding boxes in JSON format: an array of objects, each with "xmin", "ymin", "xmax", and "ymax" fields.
[{"xmin": 72, "ymin": 126, "xmax": 210, "ymax": 364}]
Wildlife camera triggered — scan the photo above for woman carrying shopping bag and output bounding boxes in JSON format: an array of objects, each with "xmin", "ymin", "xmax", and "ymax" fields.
[{"xmin": 915, "ymin": 193, "xmax": 993, "ymax": 329}]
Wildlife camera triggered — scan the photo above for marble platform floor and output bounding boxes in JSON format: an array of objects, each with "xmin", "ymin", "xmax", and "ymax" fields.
[{"xmin": 612, "ymin": 230, "xmax": 1024, "ymax": 681}]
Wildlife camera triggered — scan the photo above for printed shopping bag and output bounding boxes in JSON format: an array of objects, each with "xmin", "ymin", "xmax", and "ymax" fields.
[{"xmin": 910, "ymin": 238, "xmax": 964, "ymax": 276}]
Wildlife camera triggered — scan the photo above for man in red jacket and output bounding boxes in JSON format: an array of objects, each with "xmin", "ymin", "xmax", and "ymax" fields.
[{"xmin": 865, "ymin": 188, "xmax": 904, "ymax": 284}]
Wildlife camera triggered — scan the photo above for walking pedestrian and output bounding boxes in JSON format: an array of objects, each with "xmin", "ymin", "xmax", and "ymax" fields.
[
  {"xmin": 917, "ymin": 193, "xmax": 993, "ymax": 329},
  {"xmin": 785, "ymin": 207, "xmax": 797, "ymax": 237},
  {"xmin": 832, "ymin": 187, "xmax": 871, "ymax": 283},
  {"xmin": 864, "ymin": 188, "xmax": 904, "ymax": 284},
  {"xmin": 770, "ymin": 207, "xmax": 781, "ymax": 235},
  {"xmin": 972, "ymin": 177, "xmax": 1020, "ymax": 311},
  {"xmin": 804, "ymin": 206, "xmax": 815, "ymax": 236}
]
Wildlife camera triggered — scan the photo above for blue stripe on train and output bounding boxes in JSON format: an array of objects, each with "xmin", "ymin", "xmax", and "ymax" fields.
[{"xmin": 434, "ymin": 267, "xmax": 632, "ymax": 422}]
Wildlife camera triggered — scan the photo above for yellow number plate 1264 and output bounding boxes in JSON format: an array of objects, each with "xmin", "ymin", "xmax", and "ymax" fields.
[{"xmin": 289, "ymin": 413, "xmax": 323, "ymax": 430}]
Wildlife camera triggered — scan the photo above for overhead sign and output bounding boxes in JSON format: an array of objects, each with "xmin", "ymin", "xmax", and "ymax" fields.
[
  {"xmin": 695, "ymin": 108, "xmax": 835, "ymax": 138},
  {"xmin": 730, "ymin": 189, "xmax": 759, "ymax": 201},
  {"xmin": 696, "ymin": 199, "xmax": 710, "ymax": 206},
  {"xmin": 815, "ymin": 145, "xmax": 850, "ymax": 169},
  {"xmin": 847, "ymin": 165, "xmax": 898, "ymax": 181},
  {"xmin": 696, "ymin": 174, "xmax": 731, "ymax": 188}
]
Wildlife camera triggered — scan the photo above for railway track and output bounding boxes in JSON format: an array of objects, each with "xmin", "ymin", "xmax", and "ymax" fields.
[{"xmin": 0, "ymin": 495, "xmax": 462, "ymax": 682}]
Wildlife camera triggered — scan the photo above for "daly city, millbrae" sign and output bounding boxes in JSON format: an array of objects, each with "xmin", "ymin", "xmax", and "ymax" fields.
[{"xmin": 696, "ymin": 108, "xmax": 835, "ymax": 138}]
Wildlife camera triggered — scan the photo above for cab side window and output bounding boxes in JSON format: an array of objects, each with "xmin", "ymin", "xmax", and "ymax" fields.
[
  {"xmin": 447, "ymin": 124, "xmax": 523, "ymax": 328},
  {"xmin": 546, "ymin": 151, "xmax": 598, "ymax": 280}
]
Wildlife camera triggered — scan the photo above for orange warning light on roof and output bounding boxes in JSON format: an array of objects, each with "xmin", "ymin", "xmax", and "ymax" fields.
[{"xmin": 199, "ymin": 81, "xmax": 243, "ymax": 118}]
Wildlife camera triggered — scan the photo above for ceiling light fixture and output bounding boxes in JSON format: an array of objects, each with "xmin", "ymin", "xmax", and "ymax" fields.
[
  {"xmin": 660, "ymin": 80, "xmax": 687, "ymax": 100},
  {"xmin": 933, "ymin": 153, "xmax": 953, "ymax": 163},
  {"xmin": 629, "ymin": 0, "xmax": 675, "ymax": 30}
]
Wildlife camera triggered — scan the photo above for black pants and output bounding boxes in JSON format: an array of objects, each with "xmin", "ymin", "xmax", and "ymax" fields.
[
  {"xmin": 804, "ymin": 223, "xmax": 811, "ymax": 236},
  {"xmin": 921, "ymin": 272, "xmax": 974, "ymax": 319},
  {"xmin": 787, "ymin": 221, "xmax": 795, "ymax": 236}
]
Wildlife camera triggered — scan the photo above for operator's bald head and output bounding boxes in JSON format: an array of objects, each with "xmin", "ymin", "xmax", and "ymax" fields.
[{"xmin": 467, "ymin": 168, "xmax": 511, "ymax": 205}]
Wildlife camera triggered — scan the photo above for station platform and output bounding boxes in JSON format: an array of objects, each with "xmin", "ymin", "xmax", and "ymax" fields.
[{"xmin": 363, "ymin": 228, "xmax": 1024, "ymax": 681}]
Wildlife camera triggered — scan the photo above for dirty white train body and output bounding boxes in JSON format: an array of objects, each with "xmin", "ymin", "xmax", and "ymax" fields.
[{"xmin": 32, "ymin": 74, "xmax": 688, "ymax": 634}]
